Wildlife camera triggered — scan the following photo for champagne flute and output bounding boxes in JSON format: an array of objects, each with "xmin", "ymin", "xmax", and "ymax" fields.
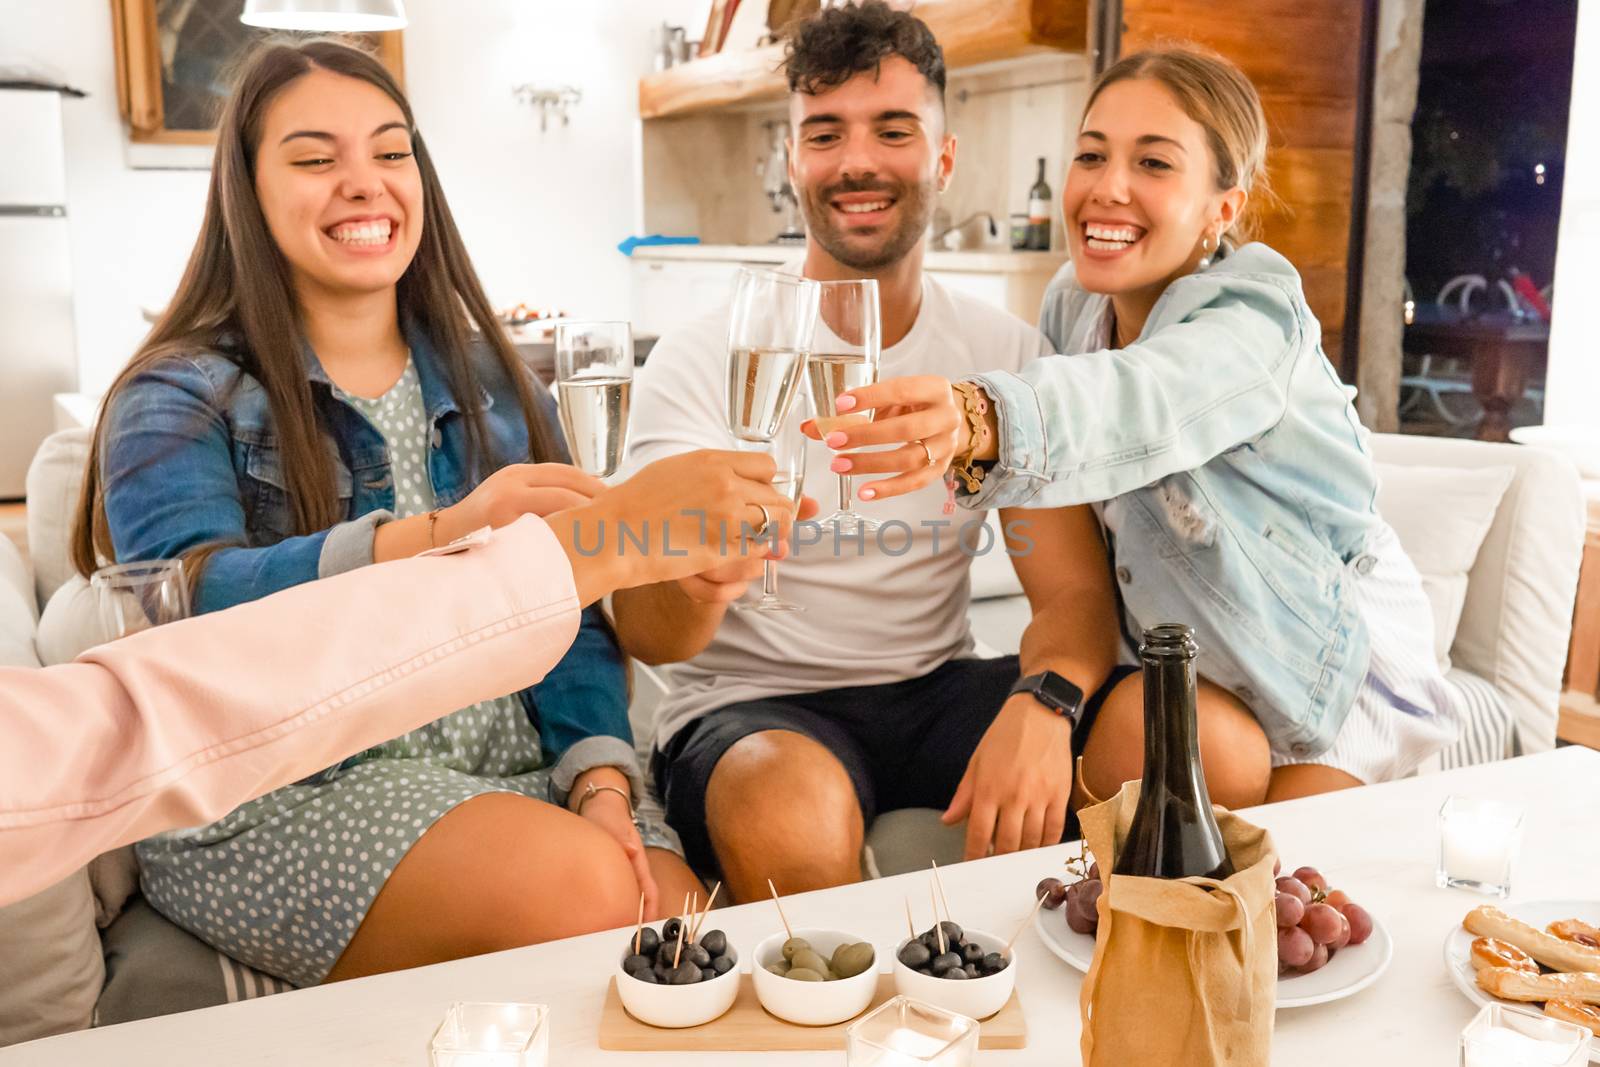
[
  {"xmin": 555, "ymin": 320, "xmax": 633, "ymax": 477},
  {"xmin": 734, "ymin": 410, "xmax": 808, "ymax": 614},
  {"xmin": 725, "ymin": 268, "xmax": 819, "ymax": 443},
  {"xmin": 807, "ymin": 278, "xmax": 881, "ymax": 533},
  {"xmin": 90, "ymin": 558, "xmax": 190, "ymax": 645}
]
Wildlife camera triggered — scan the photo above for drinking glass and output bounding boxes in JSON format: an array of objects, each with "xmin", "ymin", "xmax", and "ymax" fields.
[
  {"xmin": 555, "ymin": 320, "xmax": 634, "ymax": 477},
  {"xmin": 725, "ymin": 267, "xmax": 819, "ymax": 443},
  {"xmin": 734, "ymin": 409, "xmax": 807, "ymax": 614},
  {"xmin": 808, "ymin": 278, "xmax": 881, "ymax": 533},
  {"xmin": 89, "ymin": 558, "xmax": 189, "ymax": 644},
  {"xmin": 431, "ymin": 1001, "xmax": 549, "ymax": 1067},
  {"xmin": 1437, "ymin": 795, "xmax": 1523, "ymax": 897},
  {"xmin": 845, "ymin": 995, "xmax": 978, "ymax": 1067},
  {"xmin": 1459, "ymin": 1003, "xmax": 1588, "ymax": 1067}
]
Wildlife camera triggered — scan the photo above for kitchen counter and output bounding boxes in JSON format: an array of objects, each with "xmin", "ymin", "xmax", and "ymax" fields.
[{"xmin": 630, "ymin": 243, "xmax": 1067, "ymax": 276}]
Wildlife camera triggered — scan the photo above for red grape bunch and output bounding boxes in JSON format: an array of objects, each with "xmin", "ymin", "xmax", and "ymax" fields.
[
  {"xmin": 1037, "ymin": 842, "xmax": 1103, "ymax": 936},
  {"xmin": 1275, "ymin": 863, "xmax": 1373, "ymax": 977}
]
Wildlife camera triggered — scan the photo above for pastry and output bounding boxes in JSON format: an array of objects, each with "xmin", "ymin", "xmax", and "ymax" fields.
[
  {"xmin": 1464, "ymin": 906, "xmax": 1600, "ymax": 975},
  {"xmin": 1475, "ymin": 966, "xmax": 1600, "ymax": 1005},
  {"xmin": 1470, "ymin": 936, "xmax": 1539, "ymax": 975},
  {"xmin": 1544, "ymin": 999, "xmax": 1600, "ymax": 1037},
  {"xmin": 1549, "ymin": 919, "xmax": 1600, "ymax": 949}
]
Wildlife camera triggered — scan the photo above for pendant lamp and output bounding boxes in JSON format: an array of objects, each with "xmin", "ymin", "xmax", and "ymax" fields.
[{"xmin": 241, "ymin": 0, "xmax": 407, "ymax": 32}]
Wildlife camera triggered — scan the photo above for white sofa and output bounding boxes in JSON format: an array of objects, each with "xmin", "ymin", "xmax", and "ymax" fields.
[{"xmin": 0, "ymin": 428, "xmax": 1585, "ymax": 1048}]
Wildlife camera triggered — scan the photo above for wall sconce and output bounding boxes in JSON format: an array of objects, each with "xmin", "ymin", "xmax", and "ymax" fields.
[{"xmin": 513, "ymin": 85, "xmax": 582, "ymax": 132}]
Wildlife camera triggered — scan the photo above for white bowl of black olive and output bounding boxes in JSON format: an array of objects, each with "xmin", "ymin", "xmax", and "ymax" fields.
[
  {"xmin": 891, "ymin": 922, "xmax": 1014, "ymax": 1021},
  {"xmin": 615, "ymin": 917, "xmax": 740, "ymax": 1028}
]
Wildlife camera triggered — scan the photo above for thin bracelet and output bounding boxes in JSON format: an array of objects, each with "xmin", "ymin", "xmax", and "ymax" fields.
[
  {"xmin": 575, "ymin": 782, "xmax": 633, "ymax": 815},
  {"xmin": 426, "ymin": 509, "xmax": 441, "ymax": 548}
]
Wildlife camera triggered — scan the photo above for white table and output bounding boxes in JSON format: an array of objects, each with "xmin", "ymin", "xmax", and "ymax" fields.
[{"xmin": 9, "ymin": 748, "xmax": 1594, "ymax": 1065}]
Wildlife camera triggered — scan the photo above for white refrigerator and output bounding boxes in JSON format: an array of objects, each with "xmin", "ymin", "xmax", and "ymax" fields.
[{"xmin": 0, "ymin": 86, "xmax": 78, "ymax": 499}]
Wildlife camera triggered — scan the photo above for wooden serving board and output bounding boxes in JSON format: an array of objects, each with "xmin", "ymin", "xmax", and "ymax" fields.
[{"xmin": 598, "ymin": 974, "xmax": 1026, "ymax": 1051}]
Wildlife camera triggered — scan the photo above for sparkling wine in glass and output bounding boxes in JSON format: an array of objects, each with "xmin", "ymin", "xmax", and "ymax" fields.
[
  {"xmin": 808, "ymin": 279, "xmax": 881, "ymax": 533},
  {"xmin": 555, "ymin": 320, "xmax": 633, "ymax": 477},
  {"xmin": 725, "ymin": 268, "xmax": 819, "ymax": 443},
  {"xmin": 734, "ymin": 410, "xmax": 808, "ymax": 614}
]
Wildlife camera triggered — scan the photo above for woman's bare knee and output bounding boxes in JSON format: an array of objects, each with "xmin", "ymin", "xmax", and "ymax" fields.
[{"xmin": 1081, "ymin": 674, "xmax": 1270, "ymax": 810}]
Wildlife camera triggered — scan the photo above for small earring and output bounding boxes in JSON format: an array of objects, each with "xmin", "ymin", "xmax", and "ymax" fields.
[{"xmin": 1198, "ymin": 233, "xmax": 1216, "ymax": 270}]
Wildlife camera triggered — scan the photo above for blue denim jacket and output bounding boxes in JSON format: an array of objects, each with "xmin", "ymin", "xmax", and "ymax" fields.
[
  {"xmin": 966, "ymin": 243, "xmax": 1379, "ymax": 757},
  {"xmin": 98, "ymin": 323, "xmax": 634, "ymax": 797}
]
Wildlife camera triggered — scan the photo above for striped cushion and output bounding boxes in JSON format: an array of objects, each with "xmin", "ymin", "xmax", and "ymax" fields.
[
  {"xmin": 1437, "ymin": 669, "xmax": 1516, "ymax": 771},
  {"xmin": 216, "ymin": 952, "xmax": 292, "ymax": 1003}
]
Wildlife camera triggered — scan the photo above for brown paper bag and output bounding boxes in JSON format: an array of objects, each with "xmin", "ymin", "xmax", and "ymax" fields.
[{"xmin": 1078, "ymin": 781, "xmax": 1279, "ymax": 1067}]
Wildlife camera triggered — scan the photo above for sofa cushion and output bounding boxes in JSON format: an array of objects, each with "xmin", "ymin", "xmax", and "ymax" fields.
[
  {"xmin": 25, "ymin": 427, "xmax": 91, "ymax": 609},
  {"xmin": 34, "ymin": 574, "xmax": 102, "ymax": 667},
  {"xmin": 97, "ymin": 898, "xmax": 292, "ymax": 1027},
  {"xmin": 1374, "ymin": 461, "xmax": 1514, "ymax": 668},
  {"xmin": 0, "ymin": 536, "xmax": 38, "ymax": 672},
  {"xmin": 0, "ymin": 869, "xmax": 103, "ymax": 1046},
  {"xmin": 1437, "ymin": 668, "xmax": 1516, "ymax": 771},
  {"xmin": 1373, "ymin": 435, "xmax": 1583, "ymax": 754}
]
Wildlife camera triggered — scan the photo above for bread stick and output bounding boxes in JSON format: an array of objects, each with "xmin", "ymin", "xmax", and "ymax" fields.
[
  {"xmin": 1475, "ymin": 966, "xmax": 1600, "ymax": 1005},
  {"xmin": 1544, "ymin": 999, "xmax": 1600, "ymax": 1037},
  {"xmin": 1463, "ymin": 906, "xmax": 1600, "ymax": 974}
]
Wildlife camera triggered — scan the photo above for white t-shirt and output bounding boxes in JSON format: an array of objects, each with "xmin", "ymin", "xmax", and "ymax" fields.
[{"xmin": 623, "ymin": 272, "xmax": 1052, "ymax": 749}]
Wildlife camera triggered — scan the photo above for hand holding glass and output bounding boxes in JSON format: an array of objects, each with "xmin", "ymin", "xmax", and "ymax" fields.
[
  {"xmin": 809, "ymin": 278, "xmax": 881, "ymax": 533},
  {"xmin": 555, "ymin": 320, "xmax": 633, "ymax": 478}
]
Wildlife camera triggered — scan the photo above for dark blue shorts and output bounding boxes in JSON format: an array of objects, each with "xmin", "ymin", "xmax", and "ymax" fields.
[{"xmin": 652, "ymin": 657, "xmax": 1137, "ymax": 876}]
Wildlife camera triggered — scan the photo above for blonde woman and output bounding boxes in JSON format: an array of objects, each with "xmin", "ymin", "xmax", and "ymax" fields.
[{"xmin": 815, "ymin": 47, "xmax": 1463, "ymax": 806}]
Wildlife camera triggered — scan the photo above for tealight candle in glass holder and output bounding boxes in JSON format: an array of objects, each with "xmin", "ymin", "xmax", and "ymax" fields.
[
  {"xmin": 430, "ymin": 1002, "xmax": 549, "ymax": 1067},
  {"xmin": 1460, "ymin": 1003, "xmax": 1588, "ymax": 1067},
  {"xmin": 845, "ymin": 995, "xmax": 979, "ymax": 1067},
  {"xmin": 1437, "ymin": 795, "xmax": 1523, "ymax": 897}
]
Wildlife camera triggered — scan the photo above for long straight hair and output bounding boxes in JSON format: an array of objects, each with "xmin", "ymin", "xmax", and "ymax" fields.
[{"xmin": 72, "ymin": 39, "xmax": 562, "ymax": 580}]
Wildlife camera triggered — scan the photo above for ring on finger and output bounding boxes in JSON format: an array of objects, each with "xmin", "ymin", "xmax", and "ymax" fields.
[
  {"xmin": 752, "ymin": 502, "xmax": 773, "ymax": 538},
  {"xmin": 915, "ymin": 439, "xmax": 936, "ymax": 467}
]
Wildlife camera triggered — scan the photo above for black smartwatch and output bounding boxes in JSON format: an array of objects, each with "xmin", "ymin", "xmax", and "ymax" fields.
[{"xmin": 1010, "ymin": 671, "xmax": 1086, "ymax": 728}]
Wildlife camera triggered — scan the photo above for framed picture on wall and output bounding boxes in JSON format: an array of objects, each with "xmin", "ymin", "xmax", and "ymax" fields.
[{"xmin": 109, "ymin": 0, "xmax": 404, "ymax": 145}]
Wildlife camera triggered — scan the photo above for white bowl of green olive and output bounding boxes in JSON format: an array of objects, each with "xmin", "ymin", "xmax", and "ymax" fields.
[{"xmin": 752, "ymin": 928, "xmax": 879, "ymax": 1026}]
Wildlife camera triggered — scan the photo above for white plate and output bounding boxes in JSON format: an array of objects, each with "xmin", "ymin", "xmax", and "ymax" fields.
[
  {"xmin": 1442, "ymin": 899, "xmax": 1600, "ymax": 1063},
  {"xmin": 1036, "ymin": 895, "xmax": 1393, "ymax": 1008}
]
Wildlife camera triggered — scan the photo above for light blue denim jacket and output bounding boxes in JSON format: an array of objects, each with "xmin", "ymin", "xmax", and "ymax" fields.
[{"xmin": 965, "ymin": 242, "xmax": 1379, "ymax": 758}]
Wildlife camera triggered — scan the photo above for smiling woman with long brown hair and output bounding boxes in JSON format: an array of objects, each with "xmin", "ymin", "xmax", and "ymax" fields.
[{"xmin": 70, "ymin": 38, "xmax": 701, "ymax": 986}]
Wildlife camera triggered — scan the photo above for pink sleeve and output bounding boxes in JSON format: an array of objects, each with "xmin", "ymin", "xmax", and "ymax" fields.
[{"xmin": 0, "ymin": 515, "xmax": 581, "ymax": 906}]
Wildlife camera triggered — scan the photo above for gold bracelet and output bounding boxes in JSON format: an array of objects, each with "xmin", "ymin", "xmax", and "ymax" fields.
[
  {"xmin": 576, "ymin": 781, "xmax": 633, "ymax": 815},
  {"xmin": 949, "ymin": 381, "xmax": 992, "ymax": 494},
  {"xmin": 426, "ymin": 509, "xmax": 441, "ymax": 548}
]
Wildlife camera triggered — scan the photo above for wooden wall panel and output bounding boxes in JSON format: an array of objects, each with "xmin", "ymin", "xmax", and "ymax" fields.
[{"xmin": 1119, "ymin": 0, "xmax": 1364, "ymax": 368}]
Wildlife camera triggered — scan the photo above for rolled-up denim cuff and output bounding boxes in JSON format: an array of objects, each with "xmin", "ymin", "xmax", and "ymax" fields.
[
  {"xmin": 317, "ymin": 510, "xmax": 394, "ymax": 579},
  {"xmin": 549, "ymin": 736, "xmax": 645, "ymax": 807},
  {"xmin": 960, "ymin": 372, "xmax": 1052, "ymax": 510}
]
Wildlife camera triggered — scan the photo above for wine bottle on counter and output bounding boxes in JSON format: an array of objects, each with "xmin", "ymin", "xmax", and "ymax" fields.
[
  {"xmin": 1027, "ymin": 157, "xmax": 1052, "ymax": 250},
  {"xmin": 1112, "ymin": 623, "xmax": 1236, "ymax": 881}
]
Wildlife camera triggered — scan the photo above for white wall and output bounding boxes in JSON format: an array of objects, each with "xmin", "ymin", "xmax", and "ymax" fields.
[
  {"xmin": 0, "ymin": 0, "xmax": 708, "ymax": 395},
  {"xmin": 0, "ymin": 0, "xmax": 209, "ymax": 396},
  {"xmin": 1545, "ymin": 0, "xmax": 1600, "ymax": 427}
]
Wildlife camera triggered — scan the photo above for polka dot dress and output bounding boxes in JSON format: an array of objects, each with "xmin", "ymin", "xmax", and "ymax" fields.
[{"xmin": 136, "ymin": 358, "xmax": 672, "ymax": 987}]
